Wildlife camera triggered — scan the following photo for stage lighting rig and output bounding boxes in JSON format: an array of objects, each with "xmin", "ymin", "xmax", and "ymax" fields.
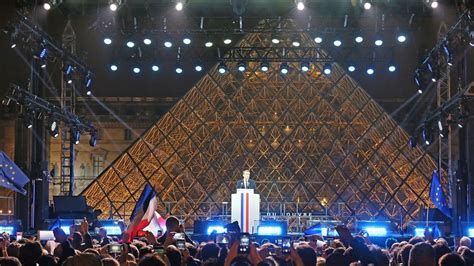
[
  {"xmin": 260, "ymin": 62, "xmax": 269, "ymax": 72},
  {"xmin": 42, "ymin": 0, "xmax": 62, "ymax": 11},
  {"xmin": 300, "ymin": 61, "xmax": 309, "ymax": 72},
  {"xmin": 280, "ymin": 62, "xmax": 289, "ymax": 74},
  {"xmin": 363, "ymin": 1, "xmax": 372, "ymax": 10},
  {"xmin": 295, "ymin": 0, "xmax": 305, "ymax": 11},
  {"xmin": 323, "ymin": 63, "xmax": 331, "ymax": 75},
  {"xmin": 109, "ymin": 0, "xmax": 123, "ymax": 11},
  {"xmin": 3, "ymin": 84, "xmax": 97, "ymax": 145},
  {"xmin": 175, "ymin": 0, "xmax": 184, "ymax": 11},
  {"xmin": 218, "ymin": 62, "xmax": 228, "ymax": 74}
]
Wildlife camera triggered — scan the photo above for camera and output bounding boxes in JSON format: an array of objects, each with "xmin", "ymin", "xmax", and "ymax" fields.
[
  {"xmin": 281, "ymin": 237, "xmax": 291, "ymax": 255},
  {"xmin": 238, "ymin": 233, "xmax": 250, "ymax": 254}
]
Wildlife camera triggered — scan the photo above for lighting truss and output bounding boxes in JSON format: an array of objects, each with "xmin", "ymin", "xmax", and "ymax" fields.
[{"xmin": 2, "ymin": 84, "xmax": 96, "ymax": 135}]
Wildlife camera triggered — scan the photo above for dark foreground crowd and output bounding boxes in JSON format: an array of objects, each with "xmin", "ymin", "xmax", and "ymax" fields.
[{"xmin": 0, "ymin": 216, "xmax": 473, "ymax": 266}]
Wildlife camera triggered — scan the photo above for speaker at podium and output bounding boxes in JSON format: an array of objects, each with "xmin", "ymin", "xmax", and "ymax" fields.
[{"xmin": 231, "ymin": 189, "xmax": 260, "ymax": 233}]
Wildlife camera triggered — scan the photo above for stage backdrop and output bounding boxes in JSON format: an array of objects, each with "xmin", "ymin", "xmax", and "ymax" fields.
[{"xmin": 81, "ymin": 20, "xmax": 444, "ymax": 229}]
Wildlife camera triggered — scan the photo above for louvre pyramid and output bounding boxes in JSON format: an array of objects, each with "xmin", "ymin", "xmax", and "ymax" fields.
[{"xmin": 82, "ymin": 20, "xmax": 439, "ymax": 228}]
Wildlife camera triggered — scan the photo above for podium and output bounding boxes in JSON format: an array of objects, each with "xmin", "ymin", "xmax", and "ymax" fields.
[{"xmin": 231, "ymin": 189, "xmax": 260, "ymax": 233}]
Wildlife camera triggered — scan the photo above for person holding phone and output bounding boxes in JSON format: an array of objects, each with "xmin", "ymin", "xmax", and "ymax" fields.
[{"xmin": 156, "ymin": 216, "xmax": 193, "ymax": 246}]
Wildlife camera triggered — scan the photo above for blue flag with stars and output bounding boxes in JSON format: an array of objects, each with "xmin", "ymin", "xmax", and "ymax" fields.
[
  {"xmin": 430, "ymin": 170, "xmax": 451, "ymax": 218},
  {"xmin": 0, "ymin": 151, "xmax": 29, "ymax": 195}
]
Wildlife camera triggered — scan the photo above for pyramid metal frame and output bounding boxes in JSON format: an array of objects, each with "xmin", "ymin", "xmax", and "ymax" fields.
[{"xmin": 81, "ymin": 20, "xmax": 442, "ymax": 228}]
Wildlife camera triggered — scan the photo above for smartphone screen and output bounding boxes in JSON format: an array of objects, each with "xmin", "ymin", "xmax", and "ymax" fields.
[
  {"xmin": 282, "ymin": 237, "xmax": 291, "ymax": 254},
  {"xmin": 153, "ymin": 244, "xmax": 165, "ymax": 254},
  {"xmin": 108, "ymin": 244, "xmax": 123, "ymax": 254},
  {"xmin": 216, "ymin": 233, "xmax": 230, "ymax": 246},
  {"xmin": 16, "ymin": 232, "xmax": 22, "ymax": 241},
  {"xmin": 239, "ymin": 233, "xmax": 250, "ymax": 254},
  {"xmin": 38, "ymin": 230, "xmax": 55, "ymax": 241},
  {"xmin": 176, "ymin": 239, "xmax": 186, "ymax": 250}
]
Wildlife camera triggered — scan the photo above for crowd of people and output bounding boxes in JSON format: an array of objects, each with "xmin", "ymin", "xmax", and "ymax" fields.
[{"xmin": 0, "ymin": 216, "xmax": 472, "ymax": 266}]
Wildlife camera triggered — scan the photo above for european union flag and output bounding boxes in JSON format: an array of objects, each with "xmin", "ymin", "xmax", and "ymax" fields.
[
  {"xmin": 0, "ymin": 151, "xmax": 29, "ymax": 195},
  {"xmin": 430, "ymin": 170, "xmax": 451, "ymax": 218}
]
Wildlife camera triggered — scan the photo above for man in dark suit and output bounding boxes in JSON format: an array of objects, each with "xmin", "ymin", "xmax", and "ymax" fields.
[{"xmin": 236, "ymin": 170, "xmax": 257, "ymax": 192}]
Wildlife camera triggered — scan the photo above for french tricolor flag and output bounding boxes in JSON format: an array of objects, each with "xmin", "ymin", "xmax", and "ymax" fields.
[{"xmin": 126, "ymin": 184, "xmax": 166, "ymax": 241}]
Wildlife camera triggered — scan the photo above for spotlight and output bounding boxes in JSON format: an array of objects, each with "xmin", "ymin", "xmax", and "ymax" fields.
[
  {"xmin": 348, "ymin": 65, "xmax": 356, "ymax": 72},
  {"xmin": 143, "ymin": 38, "xmax": 152, "ymax": 45},
  {"xmin": 109, "ymin": 3, "xmax": 117, "ymax": 11},
  {"xmin": 86, "ymin": 90, "xmax": 92, "ymax": 96},
  {"xmin": 296, "ymin": 0, "xmax": 305, "ymax": 11},
  {"xmin": 38, "ymin": 43, "xmax": 48, "ymax": 59},
  {"xmin": 64, "ymin": 64, "xmax": 74, "ymax": 83},
  {"xmin": 218, "ymin": 62, "xmax": 228, "ymax": 74},
  {"xmin": 103, "ymin": 38, "xmax": 112, "ymax": 45},
  {"xmin": 355, "ymin": 35, "xmax": 364, "ymax": 43},
  {"xmin": 301, "ymin": 61, "xmax": 310, "ymax": 72},
  {"xmin": 280, "ymin": 62, "xmax": 289, "ymax": 74},
  {"xmin": 89, "ymin": 132, "xmax": 97, "ymax": 147},
  {"xmin": 133, "ymin": 66, "xmax": 141, "ymax": 74},
  {"xmin": 164, "ymin": 41, "xmax": 173, "ymax": 48},
  {"xmin": 126, "ymin": 41, "xmax": 135, "ymax": 48},
  {"xmin": 23, "ymin": 114, "xmax": 33, "ymax": 129},
  {"xmin": 152, "ymin": 65, "xmax": 159, "ymax": 72},
  {"xmin": 260, "ymin": 62, "xmax": 269, "ymax": 72},
  {"xmin": 194, "ymin": 64, "xmax": 203, "ymax": 72},
  {"xmin": 374, "ymin": 36, "xmax": 383, "ymax": 46},
  {"xmin": 10, "ymin": 40, "xmax": 16, "ymax": 49},
  {"xmin": 431, "ymin": 1, "xmax": 438, "ymax": 9},
  {"xmin": 175, "ymin": 1, "xmax": 183, "ymax": 11},
  {"xmin": 223, "ymin": 37, "xmax": 232, "ymax": 45},
  {"xmin": 431, "ymin": 70, "xmax": 440, "ymax": 82},
  {"xmin": 314, "ymin": 36, "xmax": 323, "ymax": 44},
  {"xmin": 40, "ymin": 59, "xmax": 47, "ymax": 69},
  {"xmin": 292, "ymin": 35, "xmax": 301, "ymax": 47},
  {"xmin": 85, "ymin": 72, "xmax": 92, "ymax": 89},
  {"xmin": 388, "ymin": 64, "xmax": 396, "ymax": 72},
  {"xmin": 43, "ymin": 2, "xmax": 51, "ymax": 10},
  {"xmin": 323, "ymin": 63, "xmax": 332, "ymax": 75},
  {"xmin": 333, "ymin": 39, "xmax": 342, "ymax": 47},
  {"xmin": 71, "ymin": 129, "xmax": 80, "ymax": 145},
  {"xmin": 205, "ymin": 40, "xmax": 213, "ymax": 47},
  {"xmin": 271, "ymin": 33, "xmax": 280, "ymax": 44},
  {"xmin": 366, "ymin": 66, "xmax": 375, "ymax": 75},
  {"xmin": 422, "ymin": 126, "xmax": 433, "ymax": 145},
  {"xmin": 183, "ymin": 36, "xmax": 191, "ymax": 45},
  {"xmin": 408, "ymin": 136, "xmax": 417, "ymax": 148},
  {"xmin": 397, "ymin": 34, "xmax": 406, "ymax": 43},
  {"xmin": 109, "ymin": 0, "xmax": 121, "ymax": 11},
  {"xmin": 175, "ymin": 63, "xmax": 183, "ymax": 74},
  {"xmin": 237, "ymin": 61, "xmax": 247, "ymax": 72},
  {"xmin": 49, "ymin": 118, "xmax": 59, "ymax": 138},
  {"xmin": 363, "ymin": 1, "xmax": 371, "ymax": 10},
  {"xmin": 110, "ymin": 64, "xmax": 118, "ymax": 71}
]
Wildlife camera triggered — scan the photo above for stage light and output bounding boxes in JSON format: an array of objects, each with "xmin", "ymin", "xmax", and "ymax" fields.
[
  {"xmin": 38, "ymin": 43, "xmax": 48, "ymax": 59},
  {"xmin": 397, "ymin": 34, "xmax": 406, "ymax": 43},
  {"xmin": 175, "ymin": 63, "xmax": 183, "ymax": 74},
  {"xmin": 296, "ymin": 0, "xmax": 305, "ymax": 11},
  {"xmin": 388, "ymin": 64, "xmax": 396, "ymax": 72},
  {"xmin": 194, "ymin": 65, "xmax": 202, "ymax": 72},
  {"xmin": 422, "ymin": 126, "xmax": 433, "ymax": 145},
  {"xmin": 72, "ymin": 129, "xmax": 80, "ymax": 145},
  {"xmin": 271, "ymin": 33, "xmax": 280, "ymax": 44},
  {"xmin": 49, "ymin": 118, "xmax": 59, "ymax": 138},
  {"xmin": 323, "ymin": 63, "xmax": 331, "ymax": 75},
  {"xmin": 314, "ymin": 36, "xmax": 323, "ymax": 44},
  {"xmin": 348, "ymin": 65, "xmax": 356, "ymax": 72},
  {"xmin": 205, "ymin": 40, "xmax": 213, "ymax": 47},
  {"xmin": 183, "ymin": 36, "xmax": 191, "ymax": 45},
  {"xmin": 163, "ymin": 41, "xmax": 172, "ymax": 48},
  {"xmin": 292, "ymin": 35, "xmax": 301, "ymax": 47},
  {"xmin": 10, "ymin": 41, "xmax": 16, "ymax": 49},
  {"xmin": 40, "ymin": 59, "xmax": 47, "ymax": 69},
  {"xmin": 333, "ymin": 39, "xmax": 342, "ymax": 47},
  {"xmin": 218, "ymin": 62, "xmax": 228, "ymax": 74},
  {"xmin": 366, "ymin": 66, "xmax": 375, "ymax": 75},
  {"xmin": 85, "ymin": 72, "xmax": 92, "ymax": 89},
  {"xmin": 260, "ymin": 62, "xmax": 269, "ymax": 72},
  {"xmin": 468, "ymin": 228, "xmax": 474, "ymax": 237},
  {"xmin": 364, "ymin": 227, "xmax": 387, "ymax": 237},
  {"xmin": 280, "ymin": 62, "xmax": 289, "ymax": 74},
  {"xmin": 374, "ymin": 36, "xmax": 383, "ymax": 46},
  {"xmin": 109, "ymin": 3, "xmax": 117, "ymax": 11},
  {"xmin": 60, "ymin": 226, "xmax": 71, "ymax": 235},
  {"xmin": 175, "ymin": 1, "xmax": 183, "ymax": 11},
  {"xmin": 103, "ymin": 38, "xmax": 112, "ymax": 45},
  {"xmin": 223, "ymin": 36, "xmax": 232, "ymax": 45},
  {"xmin": 408, "ymin": 136, "xmax": 417, "ymax": 148},
  {"xmin": 431, "ymin": 1, "xmax": 438, "ymax": 9},
  {"xmin": 24, "ymin": 115, "xmax": 33, "ymax": 129},
  {"xmin": 363, "ymin": 1, "xmax": 371, "ymax": 10},
  {"xmin": 458, "ymin": 118, "xmax": 465, "ymax": 128},
  {"xmin": 133, "ymin": 66, "xmax": 141, "ymax": 74},
  {"xmin": 43, "ymin": 3, "xmax": 52, "ymax": 10},
  {"xmin": 143, "ymin": 38, "xmax": 152, "ymax": 45},
  {"xmin": 110, "ymin": 64, "xmax": 118, "ymax": 71},
  {"xmin": 257, "ymin": 226, "xmax": 283, "ymax": 236},
  {"xmin": 355, "ymin": 35, "xmax": 364, "ymax": 43},
  {"xmin": 301, "ymin": 61, "xmax": 310, "ymax": 72},
  {"xmin": 152, "ymin": 65, "xmax": 159, "ymax": 72},
  {"xmin": 109, "ymin": 0, "xmax": 121, "ymax": 11},
  {"xmin": 207, "ymin": 226, "xmax": 226, "ymax": 235},
  {"xmin": 237, "ymin": 61, "xmax": 247, "ymax": 72},
  {"xmin": 89, "ymin": 132, "xmax": 97, "ymax": 147},
  {"xmin": 126, "ymin": 41, "xmax": 135, "ymax": 48},
  {"xmin": 415, "ymin": 227, "xmax": 432, "ymax": 237}
]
